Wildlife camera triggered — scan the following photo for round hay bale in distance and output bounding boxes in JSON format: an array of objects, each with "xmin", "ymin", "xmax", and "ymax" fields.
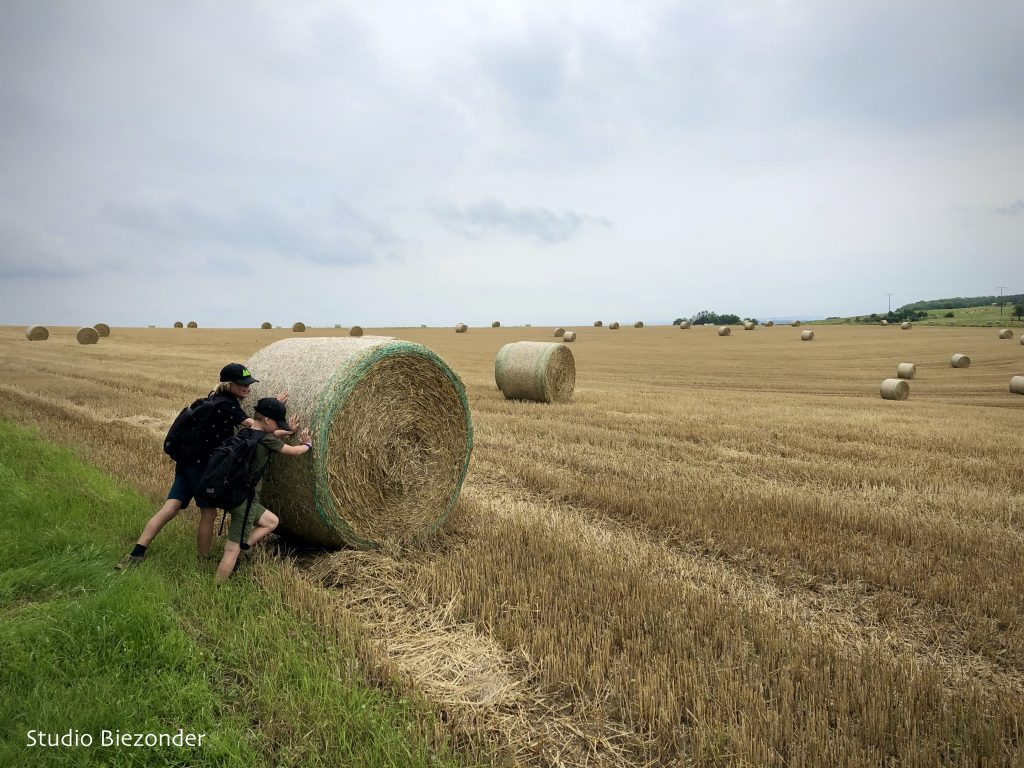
[
  {"xmin": 495, "ymin": 341, "xmax": 575, "ymax": 405},
  {"xmin": 998, "ymin": 328, "xmax": 1013, "ymax": 339},
  {"xmin": 562, "ymin": 331, "xmax": 576, "ymax": 343},
  {"xmin": 717, "ymin": 326, "xmax": 731, "ymax": 336},
  {"xmin": 292, "ymin": 322, "xmax": 306, "ymax": 333},
  {"xmin": 349, "ymin": 326, "xmax": 363, "ymax": 337},
  {"xmin": 764, "ymin": 320, "xmax": 774, "ymax": 327},
  {"xmin": 1020, "ymin": 334, "xmax": 1024, "ymax": 345},
  {"xmin": 93, "ymin": 323, "xmax": 110, "ymax": 337},
  {"xmin": 679, "ymin": 321, "xmax": 691, "ymax": 329},
  {"xmin": 609, "ymin": 322, "xmax": 620, "ymax": 329},
  {"xmin": 896, "ymin": 363, "xmax": 916, "ymax": 379},
  {"xmin": 554, "ymin": 328, "xmax": 565, "ymax": 338},
  {"xmin": 594, "ymin": 320, "xmax": 603, "ymax": 327},
  {"xmin": 880, "ymin": 378, "xmax": 910, "ymax": 401},
  {"xmin": 801, "ymin": 330, "xmax": 815, "ymax": 341},
  {"xmin": 245, "ymin": 337, "xmax": 472, "ymax": 549},
  {"xmin": 173, "ymin": 321, "xmax": 184, "ymax": 328},
  {"xmin": 492, "ymin": 321, "xmax": 500, "ymax": 328},
  {"xmin": 76, "ymin": 327, "xmax": 99, "ymax": 345},
  {"xmin": 900, "ymin": 322, "xmax": 911, "ymax": 330},
  {"xmin": 881, "ymin": 319, "xmax": 888, "ymax": 326},
  {"xmin": 455, "ymin": 323, "xmax": 468, "ymax": 333},
  {"xmin": 25, "ymin": 325, "xmax": 49, "ymax": 341},
  {"xmin": 950, "ymin": 353, "xmax": 971, "ymax": 368},
  {"xmin": 1010, "ymin": 376, "xmax": 1024, "ymax": 395},
  {"xmin": 187, "ymin": 321, "xmax": 198, "ymax": 328},
  {"xmin": 792, "ymin": 320, "xmax": 802, "ymax": 327},
  {"xmin": 261, "ymin": 322, "xmax": 272, "ymax": 329},
  {"xmin": 743, "ymin": 321, "xmax": 755, "ymax": 330},
  {"xmin": 634, "ymin": 321, "xmax": 644, "ymax": 328}
]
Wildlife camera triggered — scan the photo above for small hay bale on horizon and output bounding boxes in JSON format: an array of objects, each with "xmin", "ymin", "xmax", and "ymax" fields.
[
  {"xmin": 679, "ymin": 321, "xmax": 691, "ymax": 329},
  {"xmin": 896, "ymin": 363, "xmax": 916, "ymax": 379},
  {"xmin": 349, "ymin": 325, "xmax": 364, "ymax": 337},
  {"xmin": 495, "ymin": 341, "xmax": 575, "ymax": 404},
  {"xmin": 261, "ymin": 322, "xmax": 272, "ymax": 329},
  {"xmin": 292, "ymin": 322, "xmax": 306, "ymax": 333},
  {"xmin": 562, "ymin": 331, "xmax": 576, "ymax": 342},
  {"xmin": 634, "ymin": 321, "xmax": 644, "ymax": 328},
  {"xmin": 173, "ymin": 321, "xmax": 184, "ymax": 328},
  {"xmin": 594, "ymin": 320, "xmax": 603, "ymax": 327},
  {"xmin": 743, "ymin": 321, "xmax": 755, "ymax": 331},
  {"xmin": 455, "ymin": 323, "xmax": 468, "ymax": 333},
  {"xmin": 25, "ymin": 325, "xmax": 49, "ymax": 341},
  {"xmin": 764, "ymin": 320, "xmax": 774, "ymax": 327},
  {"xmin": 950, "ymin": 353, "xmax": 971, "ymax": 368},
  {"xmin": 93, "ymin": 323, "xmax": 110, "ymax": 337},
  {"xmin": 801, "ymin": 330, "xmax": 815, "ymax": 341},
  {"xmin": 998, "ymin": 328, "xmax": 1013, "ymax": 339},
  {"xmin": 792, "ymin": 320, "xmax": 802, "ymax": 327},
  {"xmin": 718, "ymin": 326, "xmax": 731, "ymax": 336},
  {"xmin": 900, "ymin": 322, "xmax": 911, "ymax": 330},
  {"xmin": 187, "ymin": 321, "xmax": 198, "ymax": 328},
  {"xmin": 609, "ymin": 322, "xmax": 620, "ymax": 329},
  {"xmin": 1010, "ymin": 376, "xmax": 1024, "ymax": 395},
  {"xmin": 880, "ymin": 378, "xmax": 910, "ymax": 401},
  {"xmin": 554, "ymin": 327, "xmax": 565, "ymax": 337},
  {"xmin": 881, "ymin": 319, "xmax": 889, "ymax": 326},
  {"xmin": 492, "ymin": 321, "xmax": 500, "ymax": 328},
  {"xmin": 76, "ymin": 327, "xmax": 99, "ymax": 345}
]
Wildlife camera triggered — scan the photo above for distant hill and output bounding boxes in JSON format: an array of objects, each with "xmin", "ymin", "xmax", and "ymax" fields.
[
  {"xmin": 898, "ymin": 294, "xmax": 1023, "ymax": 312},
  {"xmin": 811, "ymin": 293, "xmax": 1024, "ymax": 327}
]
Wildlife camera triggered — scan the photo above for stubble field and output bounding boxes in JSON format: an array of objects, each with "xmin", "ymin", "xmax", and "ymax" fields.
[{"xmin": 1, "ymin": 323, "xmax": 1022, "ymax": 767}]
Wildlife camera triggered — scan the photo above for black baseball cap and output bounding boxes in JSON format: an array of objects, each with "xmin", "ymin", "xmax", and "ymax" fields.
[
  {"xmin": 220, "ymin": 363, "xmax": 259, "ymax": 385},
  {"xmin": 254, "ymin": 397, "xmax": 291, "ymax": 431}
]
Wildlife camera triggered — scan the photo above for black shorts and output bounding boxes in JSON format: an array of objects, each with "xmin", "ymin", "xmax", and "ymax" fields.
[{"xmin": 167, "ymin": 464, "xmax": 214, "ymax": 509}]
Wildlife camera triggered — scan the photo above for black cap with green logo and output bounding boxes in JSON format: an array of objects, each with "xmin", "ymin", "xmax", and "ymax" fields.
[{"xmin": 219, "ymin": 363, "xmax": 259, "ymax": 386}]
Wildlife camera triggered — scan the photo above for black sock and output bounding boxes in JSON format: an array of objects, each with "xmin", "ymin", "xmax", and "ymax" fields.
[
  {"xmin": 239, "ymin": 542, "xmax": 251, "ymax": 551},
  {"xmin": 130, "ymin": 544, "xmax": 147, "ymax": 558}
]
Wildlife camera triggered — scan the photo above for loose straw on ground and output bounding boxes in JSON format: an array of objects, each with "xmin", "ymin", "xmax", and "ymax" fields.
[
  {"xmin": 25, "ymin": 326, "xmax": 48, "ymax": 341},
  {"xmin": 1011, "ymin": 376, "xmax": 1024, "ymax": 395},
  {"xmin": 562, "ymin": 331, "xmax": 576, "ymax": 342},
  {"xmin": 881, "ymin": 379, "xmax": 909, "ymax": 400},
  {"xmin": 718, "ymin": 326, "xmax": 731, "ymax": 336},
  {"xmin": 245, "ymin": 337, "xmax": 472, "ymax": 549},
  {"xmin": 896, "ymin": 363, "xmax": 916, "ymax": 379},
  {"xmin": 93, "ymin": 323, "xmax": 110, "ymax": 337},
  {"xmin": 495, "ymin": 341, "xmax": 575, "ymax": 404},
  {"xmin": 950, "ymin": 354, "xmax": 971, "ymax": 368},
  {"xmin": 76, "ymin": 327, "xmax": 99, "ymax": 345}
]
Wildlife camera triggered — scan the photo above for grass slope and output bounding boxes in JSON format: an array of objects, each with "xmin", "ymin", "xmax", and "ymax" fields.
[
  {"xmin": 812, "ymin": 304, "xmax": 1024, "ymax": 327},
  {"xmin": 0, "ymin": 420, "xmax": 463, "ymax": 768}
]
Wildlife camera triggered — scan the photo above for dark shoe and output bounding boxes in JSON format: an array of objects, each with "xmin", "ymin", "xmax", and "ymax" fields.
[{"xmin": 115, "ymin": 553, "xmax": 144, "ymax": 571}]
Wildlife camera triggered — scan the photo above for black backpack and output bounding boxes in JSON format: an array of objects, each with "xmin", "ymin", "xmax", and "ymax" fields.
[
  {"xmin": 163, "ymin": 395, "xmax": 221, "ymax": 465},
  {"xmin": 198, "ymin": 428, "xmax": 271, "ymax": 511}
]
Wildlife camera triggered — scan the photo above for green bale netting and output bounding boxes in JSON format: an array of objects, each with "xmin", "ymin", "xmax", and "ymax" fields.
[{"xmin": 245, "ymin": 337, "xmax": 473, "ymax": 550}]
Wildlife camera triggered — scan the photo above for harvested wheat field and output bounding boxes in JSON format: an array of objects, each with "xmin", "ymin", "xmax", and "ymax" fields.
[{"xmin": 1, "ymin": 323, "xmax": 1022, "ymax": 767}]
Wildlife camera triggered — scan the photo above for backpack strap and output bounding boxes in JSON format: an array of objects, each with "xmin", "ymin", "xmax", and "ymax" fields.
[{"xmin": 236, "ymin": 431, "xmax": 274, "ymax": 546}]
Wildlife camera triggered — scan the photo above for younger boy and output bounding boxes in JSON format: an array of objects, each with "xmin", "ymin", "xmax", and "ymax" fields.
[{"xmin": 215, "ymin": 397, "xmax": 312, "ymax": 582}]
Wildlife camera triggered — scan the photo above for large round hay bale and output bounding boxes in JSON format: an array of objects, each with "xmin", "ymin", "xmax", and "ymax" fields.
[
  {"xmin": 1010, "ymin": 376, "xmax": 1024, "ymax": 395},
  {"xmin": 261, "ymin": 322, "xmax": 272, "ymax": 329},
  {"xmin": 950, "ymin": 353, "xmax": 971, "ymax": 368},
  {"xmin": 998, "ymin": 328, "xmax": 1013, "ymax": 339},
  {"xmin": 743, "ymin": 321, "xmax": 755, "ymax": 331},
  {"xmin": 594, "ymin": 320, "xmax": 603, "ymax": 327},
  {"xmin": 455, "ymin": 323, "xmax": 468, "ymax": 333},
  {"xmin": 717, "ymin": 326, "xmax": 731, "ymax": 336},
  {"xmin": 349, "ymin": 326, "xmax": 364, "ymax": 337},
  {"xmin": 292, "ymin": 322, "xmax": 306, "ymax": 333},
  {"xmin": 679, "ymin": 321, "xmax": 691, "ymax": 329},
  {"xmin": 562, "ymin": 331, "xmax": 576, "ymax": 342},
  {"xmin": 173, "ymin": 321, "xmax": 184, "ymax": 328},
  {"xmin": 634, "ymin": 321, "xmax": 644, "ymax": 328},
  {"xmin": 187, "ymin": 321, "xmax": 198, "ymax": 328},
  {"xmin": 792, "ymin": 320, "xmax": 802, "ymax": 327},
  {"xmin": 25, "ymin": 325, "xmax": 49, "ymax": 341},
  {"xmin": 244, "ymin": 337, "xmax": 472, "ymax": 549},
  {"xmin": 764, "ymin": 320, "xmax": 774, "ymax": 327},
  {"xmin": 495, "ymin": 341, "xmax": 575, "ymax": 404},
  {"xmin": 896, "ymin": 363, "xmax": 916, "ymax": 379},
  {"xmin": 801, "ymin": 330, "xmax": 815, "ymax": 341},
  {"xmin": 609, "ymin": 322, "xmax": 620, "ymax": 329},
  {"xmin": 93, "ymin": 323, "xmax": 110, "ymax": 337},
  {"xmin": 900, "ymin": 322, "xmax": 911, "ymax": 330},
  {"xmin": 880, "ymin": 378, "xmax": 909, "ymax": 401},
  {"xmin": 76, "ymin": 327, "xmax": 99, "ymax": 345},
  {"xmin": 554, "ymin": 327, "xmax": 565, "ymax": 338},
  {"xmin": 492, "ymin": 321, "xmax": 500, "ymax": 328}
]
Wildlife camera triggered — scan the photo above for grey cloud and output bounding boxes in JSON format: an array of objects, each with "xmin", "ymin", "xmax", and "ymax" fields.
[
  {"xmin": 0, "ymin": 209, "xmax": 88, "ymax": 279},
  {"xmin": 995, "ymin": 199, "xmax": 1024, "ymax": 216},
  {"xmin": 432, "ymin": 198, "xmax": 612, "ymax": 244}
]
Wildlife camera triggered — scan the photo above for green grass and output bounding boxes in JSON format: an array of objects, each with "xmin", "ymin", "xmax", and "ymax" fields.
[
  {"xmin": 812, "ymin": 305, "xmax": 1024, "ymax": 327},
  {"xmin": 0, "ymin": 420, "xmax": 467, "ymax": 768}
]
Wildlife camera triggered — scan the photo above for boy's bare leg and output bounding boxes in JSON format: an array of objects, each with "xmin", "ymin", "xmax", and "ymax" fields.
[
  {"xmin": 216, "ymin": 542, "xmax": 241, "ymax": 582},
  {"xmin": 137, "ymin": 499, "xmax": 184, "ymax": 547},
  {"xmin": 197, "ymin": 507, "xmax": 217, "ymax": 556},
  {"xmin": 245, "ymin": 511, "xmax": 279, "ymax": 548}
]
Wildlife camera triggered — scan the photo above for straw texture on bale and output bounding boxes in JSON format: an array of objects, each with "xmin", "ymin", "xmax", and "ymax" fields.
[
  {"xmin": 679, "ymin": 321, "xmax": 691, "ymax": 329},
  {"xmin": 634, "ymin": 321, "xmax": 644, "ymax": 328},
  {"xmin": 495, "ymin": 341, "xmax": 575, "ymax": 404},
  {"xmin": 93, "ymin": 323, "xmax": 110, "ymax": 337},
  {"xmin": 896, "ymin": 363, "xmax": 917, "ymax": 379},
  {"xmin": 491, "ymin": 321, "xmax": 500, "ymax": 328},
  {"xmin": 244, "ymin": 337, "xmax": 472, "ymax": 550},
  {"xmin": 900, "ymin": 322, "xmax": 911, "ymax": 330},
  {"xmin": 594, "ymin": 320, "xmax": 603, "ymax": 327},
  {"xmin": 562, "ymin": 331, "xmax": 576, "ymax": 342},
  {"xmin": 25, "ymin": 325, "xmax": 49, "ymax": 341},
  {"xmin": 173, "ymin": 321, "xmax": 184, "ymax": 328},
  {"xmin": 743, "ymin": 321, "xmax": 755, "ymax": 331},
  {"xmin": 292, "ymin": 322, "xmax": 306, "ymax": 333},
  {"xmin": 609, "ymin": 322, "xmax": 620, "ymax": 329},
  {"xmin": 950, "ymin": 353, "xmax": 971, "ymax": 368},
  {"xmin": 455, "ymin": 323, "xmax": 468, "ymax": 333},
  {"xmin": 717, "ymin": 326, "xmax": 731, "ymax": 336},
  {"xmin": 764, "ymin": 320, "xmax": 774, "ymax": 327},
  {"xmin": 792, "ymin": 320, "xmax": 802, "ymax": 327},
  {"xmin": 554, "ymin": 328, "xmax": 565, "ymax": 337},
  {"xmin": 1010, "ymin": 376, "xmax": 1024, "ymax": 395},
  {"xmin": 76, "ymin": 327, "xmax": 99, "ymax": 345},
  {"xmin": 880, "ymin": 379, "xmax": 910, "ymax": 401},
  {"xmin": 801, "ymin": 330, "xmax": 815, "ymax": 341},
  {"xmin": 998, "ymin": 328, "xmax": 1013, "ymax": 339},
  {"xmin": 261, "ymin": 322, "xmax": 272, "ymax": 329},
  {"xmin": 349, "ymin": 326, "xmax": 364, "ymax": 337},
  {"xmin": 187, "ymin": 321, "xmax": 198, "ymax": 328}
]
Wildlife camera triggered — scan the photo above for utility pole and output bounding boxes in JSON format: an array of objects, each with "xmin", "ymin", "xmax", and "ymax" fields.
[
  {"xmin": 998, "ymin": 286, "xmax": 1008, "ymax": 315},
  {"xmin": 885, "ymin": 293, "xmax": 893, "ymax": 314}
]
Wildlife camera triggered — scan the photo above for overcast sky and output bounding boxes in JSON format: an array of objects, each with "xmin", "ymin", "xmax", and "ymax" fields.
[{"xmin": 2, "ymin": 0, "xmax": 1022, "ymax": 327}]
